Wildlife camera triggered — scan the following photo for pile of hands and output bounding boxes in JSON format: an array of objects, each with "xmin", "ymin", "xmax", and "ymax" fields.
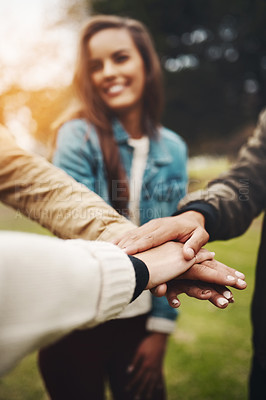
[
  {"xmin": 113, "ymin": 211, "xmax": 247, "ymax": 399},
  {"xmin": 114, "ymin": 211, "xmax": 247, "ymax": 310}
]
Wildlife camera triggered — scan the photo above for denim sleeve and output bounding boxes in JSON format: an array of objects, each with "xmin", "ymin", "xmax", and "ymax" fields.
[
  {"xmin": 178, "ymin": 138, "xmax": 188, "ymax": 200},
  {"xmin": 150, "ymin": 295, "xmax": 178, "ymax": 321},
  {"xmin": 52, "ymin": 120, "xmax": 97, "ymax": 191}
]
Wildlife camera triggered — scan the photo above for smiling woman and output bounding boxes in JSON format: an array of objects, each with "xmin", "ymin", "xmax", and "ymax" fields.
[{"xmin": 36, "ymin": 14, "xmax": 189, "ymax": 400}]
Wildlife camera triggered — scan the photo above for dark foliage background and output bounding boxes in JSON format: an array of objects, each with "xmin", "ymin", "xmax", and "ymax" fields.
[{"xmin": 90, "ymin": 0, "xmax": 266, "ymax": 154}]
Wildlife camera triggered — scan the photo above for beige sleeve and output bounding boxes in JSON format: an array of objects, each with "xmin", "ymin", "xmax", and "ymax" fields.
[{"xmin": 0, "ymin": 126, "xmax": 135, "ymax": 241}]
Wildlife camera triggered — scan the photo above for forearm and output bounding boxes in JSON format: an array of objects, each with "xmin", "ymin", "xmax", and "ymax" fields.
[
  {"xmin": 0, "ymin": 126, "xmax": 135, "ymax": 241},
  {"xmin": 0, "ymin": 233, "xmax": 139, "ymax": 376},
  {"xmin": 179, "ymin": 110, "xmax": 266, "ymax": 240}
]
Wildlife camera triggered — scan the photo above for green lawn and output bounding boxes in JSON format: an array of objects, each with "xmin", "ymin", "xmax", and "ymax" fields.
[{"xmin": 0, "ymin": 199, "xmax": 261, "ymax": 399}]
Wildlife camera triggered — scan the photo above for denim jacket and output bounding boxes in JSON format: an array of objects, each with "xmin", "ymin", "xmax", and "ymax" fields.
[{"xmin": 53, "ymin": 119, "xmax": 188, "ymax": 333}]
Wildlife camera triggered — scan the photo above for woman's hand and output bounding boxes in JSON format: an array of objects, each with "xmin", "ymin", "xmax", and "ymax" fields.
[
  {"xmin": 151, "ymin": 258, "xmax": 247, "ymax": 308},
  {"xmin": 133, "ymin": 241, "xmax": 214, "ymax": 289},
  {"xmin": 126, "ymin": 332, "xmax": 167, "ymax": 399},
  {"xmin": 114, "ymin": 211, "xmax": 208, "ymax": 259},
  {"xmin": 160, "ymin": 280, "xmax": 235, "ymax": 309}
]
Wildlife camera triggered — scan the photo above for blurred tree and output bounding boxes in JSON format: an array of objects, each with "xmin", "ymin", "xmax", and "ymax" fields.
[
  {"xmin": 89, "ymin": 0, "xmax": 266, "ymax": 153},
  {"xmin": 0, "ymin": 86, "xmax": 74, "ymax": 154}
]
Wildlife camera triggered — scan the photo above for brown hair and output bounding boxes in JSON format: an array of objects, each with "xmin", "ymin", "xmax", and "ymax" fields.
[{"xmin": 66, "ymin": 15, "xmax": 163, "ymax": 215}]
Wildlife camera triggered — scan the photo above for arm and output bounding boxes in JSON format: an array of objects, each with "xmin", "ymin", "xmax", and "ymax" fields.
[
  {"xmin": 0, "ymin": 232, "xmax": 136, "ymax": 376},
  {"xmin": 138, "ymin": 245, "xmax": 246, "ymax": 308},
  {"xmin": 126, "ymin": 332, "xmax": 168, "ymax": 399},
  {"xmin": 179, "ymin": 109, "xmax": 266, "ymax": 241},
  {"xmin": 53, "ymin": 120, "xmax": 104, "ymax": 196},
  {"xmin": 0, "ymin": 232, "xmax": 245, "ymax": 376},
  {"xmin": 0, "ymin": 125, "xmax": 135, "ymax": 241},
  {"xmin": 114, "ymin": 109, "xmax": 266, "ymax": 252}
]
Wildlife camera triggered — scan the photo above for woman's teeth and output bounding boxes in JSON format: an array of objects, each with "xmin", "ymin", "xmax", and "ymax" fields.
[{"xmin": 108, "ymin": 84, "xmax": 124, "ymax": 94}]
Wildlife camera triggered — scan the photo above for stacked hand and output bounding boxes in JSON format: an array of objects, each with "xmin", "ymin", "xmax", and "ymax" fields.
[{"xmin": 114, "ymin": 212, "xmax": 247, "ymax": 308}]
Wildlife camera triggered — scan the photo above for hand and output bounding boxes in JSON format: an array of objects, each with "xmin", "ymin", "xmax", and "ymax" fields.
[
  {"xmin": 133, "ymin": 242, "xmax": 214, "ymax": 289},
  {"xmin": 126, "ymin": 332, "xmax": 167, "ymax": 399},
  {"xmin": 160, "ymin": 280, "xmax": 235, "ymax": 309},
  {"xmin": 152, "ymin": 258, "xmax": 247, "ymax": 303},
  {"xmin": 114, "ymin": 211, "xmax": 208, "ymax": 260}
]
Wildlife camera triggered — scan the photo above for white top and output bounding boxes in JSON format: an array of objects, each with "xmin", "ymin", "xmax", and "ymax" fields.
[
  {"xmin": 118, "ymin": 136, "xmax": 176, "ymax": 333},
  {"xmin": 117, "ymin": 136, "xmax": 151, "ymax": 320},
  {"xmin": 0, "ymin": 232, "xmax": 135, "ymax": 376},
  {"xmin": 128, "ymin": 136, "xmax": 149, "ymax": 225}
]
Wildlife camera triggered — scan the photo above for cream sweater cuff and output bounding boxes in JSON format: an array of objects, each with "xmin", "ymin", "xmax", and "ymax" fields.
[{"xmin": 73, "ymin": 241, "xmax": 136, "ymax": 325}]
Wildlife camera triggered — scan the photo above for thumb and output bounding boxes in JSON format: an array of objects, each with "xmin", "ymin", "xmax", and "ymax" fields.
[
  {"xmin": 150, "ymin": 283, "xmax": 167, "ymax": 297},
  {"xmin": 183, "ymin": 227, "xmax": 209, "ymax": 260}
]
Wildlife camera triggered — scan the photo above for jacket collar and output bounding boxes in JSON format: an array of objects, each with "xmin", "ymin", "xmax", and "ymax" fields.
[{"xmin": 112, "ymin": 119, "xmax": 129, "ymax": 144}]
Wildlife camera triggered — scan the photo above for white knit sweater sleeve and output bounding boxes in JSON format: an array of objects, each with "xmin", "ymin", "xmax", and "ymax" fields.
[{"xmin": 0, "ymin": 232, "xmax": 135, "ymax": 376}]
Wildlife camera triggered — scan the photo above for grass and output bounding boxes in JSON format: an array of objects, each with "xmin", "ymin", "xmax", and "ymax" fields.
[
  {"xmin": 0, "ymin": 157, "xmax": 262, "ymax": 399},
  {"xmin": 165, "ymin": 220, "xmax": 260, "ymax": 400}
]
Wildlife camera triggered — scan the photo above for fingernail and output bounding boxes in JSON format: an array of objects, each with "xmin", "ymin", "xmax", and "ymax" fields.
[
  {"xmin": 202, "ymin": 290, "xmax": 211, "ymax": 295},
  {"xmin": 187, "ymin": 248, "xmax": 195, "ymax": 259},
  {"xmin": 223, "ymin": 290, "xmax": 232, "ymax": 299},
  {"xmin": 227, "ymin": 275, "xmax": 235, "ymax": 281},
  {"xmin": 235, "ymin": 271, "xmax": 245, "ymax": 279},
  {"xmin": 217, "ymin": 298, "xmax": 229, "ymax": 306},
  {"xmin": 172, "ymin": 299, "xmax": 180, "ymax": 307},
  {"xmin": 237, "ymin": 278, "xmax": 246, "ymax": 287},
  {"xmin": 210, "ymin": 252, "xmax": 215, "ymax": 257}
]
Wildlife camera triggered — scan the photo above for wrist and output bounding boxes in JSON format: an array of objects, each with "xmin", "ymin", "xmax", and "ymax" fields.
[{"xmin": 185, "ymin": 210, "xmax": 205, "ymax": 227}]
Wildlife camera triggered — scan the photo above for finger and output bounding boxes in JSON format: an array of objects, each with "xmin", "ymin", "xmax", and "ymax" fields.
[
  {"xmin": 179, "ymin": 260, "xmax": 247, "ymax": 289},
  {"xmin": 195, "ymin": 282, "xmax": 233, "ymax": 308},
  {"xmin": 126, "ymin": 363, "xmax": 146, "ymax": 393},
  {"xmin": 127, "ymin": 351, "xmax": 143, "ymax": 377},
  {"xmin": 206, "ymin": 284, "xmax": 233, "ymax": 308},
  {"xmin": 166, "ymin": 280, "xmax": 235, "ymax": 309},
  {"xmin": 166, "ymin": 281, "xmax": 212, "ymax": 307},
  {"xmin": 179, "ymin": 262, "xmax": 236, "ymax": 285},
  {"xmin": 114, "ymin": 220, "xmax": 161, "ymax": 251},
  {"xmin": 212, "ymin": 284, "xmax": 235, "ymax": 303},
  {"xmin": 121, "ymin": 232, "xmax": 159, "ymax": 255},
  {"xmin": 167, "ymin": 295, "xmax": 181, "ymax": 308},
  {"xmin": 116, "ymin": 218, "xmax": 175, "ymax": 254},
  {"xmin": 194, "ymin": 249, "xmax": 215, "ymax": 263},
  {"xmin": 146, "ymin": 373, "xmax": 159, "ymax": 399},
  {"xmin": 150, "ymin": 283, "xmax": 167, "ymax": 297},
  {"xmin": 134, "ymin": 372, "xmax": 155, "ymax": 400},
  {"xmin": 183, "ymin": 226, "xmax": 210, "ymax": 260}
]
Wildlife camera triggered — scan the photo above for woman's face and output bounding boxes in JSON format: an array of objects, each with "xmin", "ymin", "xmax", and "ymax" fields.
[{"xmin": 87, "ymin": 28, "xmax": 146, "ymax": 116}]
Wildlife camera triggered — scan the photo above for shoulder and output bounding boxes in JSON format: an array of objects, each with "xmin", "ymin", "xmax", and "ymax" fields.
[
  {"xmin": 159, "ymin": 126, "xmax": 187, "ymax": 154},
  {"xmin": 57, "ymin": 119, "xmax": 100, "ymax": 149},
  {"xmin": 57, "ymin": 119, "xmax": 90, "ymax": 143}
]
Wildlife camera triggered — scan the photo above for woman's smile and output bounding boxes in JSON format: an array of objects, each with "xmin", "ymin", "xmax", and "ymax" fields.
[
  {"xmin": 104, "ymin": 82, "xmax": 128, "ymax": 96},
  {"xmin": 87, "ymin": 28, "xmax": 146, "ymax": 116}
]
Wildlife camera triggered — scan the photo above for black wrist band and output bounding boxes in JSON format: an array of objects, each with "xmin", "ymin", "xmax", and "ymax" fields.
[{"xmin": 128, "ymin": 255, "xmax": 149, "ymax": 301}]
